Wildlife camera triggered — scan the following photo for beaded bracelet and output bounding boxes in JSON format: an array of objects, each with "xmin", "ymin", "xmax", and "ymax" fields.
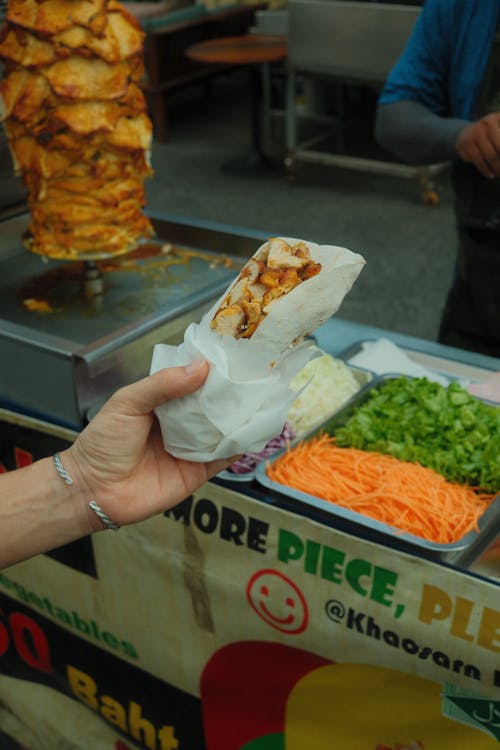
[{"xmin": 53, "ymin": 452, "xmax": 120, "ymax": 532}]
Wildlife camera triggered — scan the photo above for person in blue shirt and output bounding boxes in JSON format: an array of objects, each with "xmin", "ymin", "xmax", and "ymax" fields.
[{"xmin": 375, "ymin": 0, "xmax": 500, "ymax": 358}]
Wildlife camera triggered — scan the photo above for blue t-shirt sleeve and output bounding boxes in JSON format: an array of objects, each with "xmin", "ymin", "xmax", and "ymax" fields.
[{"xmin": 379, "ymin": 0, "xmax": 454, "ymax": 115}]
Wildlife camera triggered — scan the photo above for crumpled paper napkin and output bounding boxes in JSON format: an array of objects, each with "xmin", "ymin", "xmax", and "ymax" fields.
[
  {"xmin": 151, "ymin": 320, "xmax": 317, "ymax": 461},
  {"xmin": 347, "ymin": 338, "xmax": 449, "ymax": 386}
]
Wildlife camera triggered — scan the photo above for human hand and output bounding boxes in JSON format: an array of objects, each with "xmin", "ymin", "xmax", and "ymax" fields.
[
  {"xmin": 63, "ymin": 361, "xmax": 234, "ymax": 531},
  {"xmin": 455, "ymin": 113, "xmax": 500, "ymax": 178}
]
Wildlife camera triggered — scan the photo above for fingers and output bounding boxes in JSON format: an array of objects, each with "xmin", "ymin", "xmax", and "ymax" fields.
[
  {"xmin": 204, "ymin": 454, "xmax": 242, "ymax": 478},
  {"xmin": 110, "ymin": 360, "xmax": 209, "ymax": 416},
  {"xmin": 482, "ymin": 115, "xmax": 500, "ymax": 176},
  {"xmin": 466, "ymin": 131, "xmax": 496, "ymax": 178},
  {"xmin": 456, "ymin": 116, "xmax": 500, "ymax": 178},
  {"xmin": 469, "ymin": 145, "xmax": 496, "ymax": 179},
  {"xmin": 471, "ymin": 119, "xmax": 499, "ymax": 177},
  {"xmin": 205, "ymin": 456, "xmax": 238, "ymax": 478}
]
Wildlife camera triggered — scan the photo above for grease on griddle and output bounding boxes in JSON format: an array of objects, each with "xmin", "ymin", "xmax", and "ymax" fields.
[
  {"xmin": 20, "ymin": 244, "xmax": 234, "ymax": 314},
  {"xmin": 99, "ymin": 243, "xmax": 235, "ymax": 271},
  {"xmin": 23, "ymin": 297, "xmax": 62, "ymax": 313},
  {"xmin": 22, "ymin": 263, "xmax": 84, "ymax": 314}
]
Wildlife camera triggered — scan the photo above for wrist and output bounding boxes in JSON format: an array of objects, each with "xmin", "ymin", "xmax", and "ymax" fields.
[
  {"xmin": 57, "ymin": 449, "xmax": 120, "ymax": 532},
  {"xmin": 56, "ymin": 449, "xmax": 106, "ymax": 534}
]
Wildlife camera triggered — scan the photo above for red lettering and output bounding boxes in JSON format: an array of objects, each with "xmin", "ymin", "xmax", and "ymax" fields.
[
  {"xmin": 115, "ymin": 742, "xmax": 132, "ymax": 750},
  {"xmin": 0, "ymin": 610, "xmax": 10, "ymax": 656},
  {"xmin": 14, "ymin": 448, "xmax": 33, "ymax": 469},
  {"xmin": 0, "ymin": 447, "xmax": 34, "ymax": 472},
  {"xmin": 10, "ymin": 612, "xmax": 52, "ymax": 673}
]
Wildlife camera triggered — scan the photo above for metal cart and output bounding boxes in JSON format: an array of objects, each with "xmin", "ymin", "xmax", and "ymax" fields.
[{"xmin": 284, "ymin": 0, "xmax": 448, "ymax": 202}]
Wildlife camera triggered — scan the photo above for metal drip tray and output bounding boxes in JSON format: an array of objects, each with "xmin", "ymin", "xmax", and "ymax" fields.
[{"xmin": 0, "ymin": 210, "xmax": 267, "ymax": 428}]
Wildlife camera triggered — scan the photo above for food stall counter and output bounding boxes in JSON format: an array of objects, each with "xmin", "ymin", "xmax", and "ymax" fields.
[{"xmin": 0, "ymin": 215, "xmax": 498, "ymax": 750}]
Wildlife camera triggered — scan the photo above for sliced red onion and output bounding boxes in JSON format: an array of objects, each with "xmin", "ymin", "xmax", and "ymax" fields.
[{"xmin": 228, "ymin": 422, "xmax": 296, "ymax": 474}]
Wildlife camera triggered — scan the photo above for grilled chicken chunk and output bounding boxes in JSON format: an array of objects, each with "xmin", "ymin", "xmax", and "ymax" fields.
[
  {"xmin": 211, "ymin": 305, "xmax": 246, "ymax": 337},
  {"xmin": 210, "ymin": 239, "xmax": 322, "ymax": 339},
  {"xmin": 267, "ymin": 237, "xmax": 310, "ymax": 269}
]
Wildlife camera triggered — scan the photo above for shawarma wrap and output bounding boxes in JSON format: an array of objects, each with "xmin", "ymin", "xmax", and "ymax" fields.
[{"xmin": 150, "ymin": 236, "xmax": 366, "ymax": 461}]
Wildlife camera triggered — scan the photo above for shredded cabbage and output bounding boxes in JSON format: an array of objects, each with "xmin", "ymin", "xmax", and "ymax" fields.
[{"xmin": 287, "ymin": 352, "xmax": 362, "ymax": 437}]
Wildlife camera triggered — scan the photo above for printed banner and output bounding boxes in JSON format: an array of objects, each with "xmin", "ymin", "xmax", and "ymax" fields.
[{"xmin": 0, "ymin": 416, "xmax": 499, "ymax": 749}]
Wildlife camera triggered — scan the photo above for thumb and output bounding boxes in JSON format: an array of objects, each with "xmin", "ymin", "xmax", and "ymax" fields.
[{"xmin": 110, "ymin": 360, "xmax": 209, "ymax": 416}]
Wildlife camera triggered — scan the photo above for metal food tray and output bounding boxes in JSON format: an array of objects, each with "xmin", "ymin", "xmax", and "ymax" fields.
[{"xmin": 255, "ymin": 375, "xmax": 500, "ymax": 565}]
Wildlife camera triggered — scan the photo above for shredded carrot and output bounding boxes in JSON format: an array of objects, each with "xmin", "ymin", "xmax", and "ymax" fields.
[{"xmin": 266, "ymin": 435, "xmax": 495, "ymax": 544}]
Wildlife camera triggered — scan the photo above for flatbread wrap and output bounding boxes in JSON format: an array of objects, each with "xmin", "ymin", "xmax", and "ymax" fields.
[
  {"xmin": 150, "ymin": 236, "xmax": 365, "ymax": 461},
  {"xmin": 207, "ymin": 236, "xmax": 365, "ymax": 353}
]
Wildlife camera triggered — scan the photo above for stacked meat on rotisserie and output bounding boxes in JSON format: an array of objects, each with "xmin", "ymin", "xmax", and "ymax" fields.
[{"xmin": 0, "ymin": 0, "xmax": 154, "ymax": 259}]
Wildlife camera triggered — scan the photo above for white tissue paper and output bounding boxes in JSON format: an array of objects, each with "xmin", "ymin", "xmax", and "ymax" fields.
[
  {"xmin": 150, "ymin": 237, "xmax": 365, "ymax": 461},
  {"xmin": 347, "ymin": 338, "xmax": 450, "ymax": 386}
]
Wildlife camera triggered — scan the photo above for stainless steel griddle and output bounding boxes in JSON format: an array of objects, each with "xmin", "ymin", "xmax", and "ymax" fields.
[{"xmin": 0, "ymin": 209, "xmax": 268, "ymax": 428}]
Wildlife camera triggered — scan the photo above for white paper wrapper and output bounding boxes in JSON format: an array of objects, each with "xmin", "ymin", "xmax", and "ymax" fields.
[
  {"xmin": 347, "ymin": 338, "xmax": 450, "ymax": 386},
  {"xmin": 150, "ymin": 237, "xmax": 365, "ymax": 461}
]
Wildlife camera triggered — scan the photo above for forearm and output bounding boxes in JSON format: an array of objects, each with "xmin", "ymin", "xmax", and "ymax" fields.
[
  {"xmin": 0, "ymin": 451, "xmax": 99, "ymax": 569},
  {"xmin": 0, "ymin": 364, "xmax": 232, "ymax": 569},
  {"xmin": 375, "ymin": 100, "xmax": 468, "ymax": 165}
]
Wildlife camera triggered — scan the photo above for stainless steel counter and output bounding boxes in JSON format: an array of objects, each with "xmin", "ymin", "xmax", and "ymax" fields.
[
  {"xmin": 1, "ymin": 213, "xmax": 498, "ymax": 579},
  {"xmin": 0, "ymin": 211, "xmax": 268, "ymax": 427}
]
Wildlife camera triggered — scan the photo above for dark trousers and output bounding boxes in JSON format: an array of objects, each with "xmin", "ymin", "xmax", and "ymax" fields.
[{"xmin": 438, "ymin": 227, "xmax": 500, "ymax": 358}]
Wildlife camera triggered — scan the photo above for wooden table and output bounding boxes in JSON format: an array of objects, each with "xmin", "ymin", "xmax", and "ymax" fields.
[
  {"xmin": 140, "ymin": 4, "xmax": 266, "ymax": 142},
  {"xmin": 186, "ymin": 34, "xmax": 288, "ymax": 175}
]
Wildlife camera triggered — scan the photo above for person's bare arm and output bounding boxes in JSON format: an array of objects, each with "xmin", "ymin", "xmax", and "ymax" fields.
[
  {"xmin": 0, "ymin": 454, "xmax": 94, "ymax": 569},
  {"xmin": 0, "ymin": 361, "xmax": 233, "ymax": 570}
]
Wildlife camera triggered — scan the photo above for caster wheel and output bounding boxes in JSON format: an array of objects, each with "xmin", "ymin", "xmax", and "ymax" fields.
[{"xmin": 422, "ymin": 189, "xmax": 440, "ymax": 205}]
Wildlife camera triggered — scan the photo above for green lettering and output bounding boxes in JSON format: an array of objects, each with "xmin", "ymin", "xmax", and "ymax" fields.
[
  {"xmin": 277, "ymin": 529, "xmax": 304, "ymax": 563},
  {"xmin": 371, "ymin": 566, "xmax": 398, "ymax": 607},
  {"xmin": 304, "ymin": 539, "xmax": 321, "ymax": 574},
  {"xmin": 28, "ymin": 591, "xmax": 43, "ymax": 609},
  {"xmin": 55, "ymin": 607, "xmax": 71, "ymax": 625},
  {"xmin": 121, "ymin": 641, "xmax": 139, "ymax": 659},
  {"xmin": 0, "ymin": 573, "xmax": 13, "ymax": 589},
  {"xmin": 345, "ymin": 559, "xmax": 371, "ymax": 596},
  {"xmin": 103, "ymin": 631, "xmax": 119, "ymax": 649},
  {"xmin": 320, "ymin": 546, "xmax": 345, "ymax": 583},
  {"xmin": 13, "ymin": 582, "xmax": 29, "ymax": 603}
]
